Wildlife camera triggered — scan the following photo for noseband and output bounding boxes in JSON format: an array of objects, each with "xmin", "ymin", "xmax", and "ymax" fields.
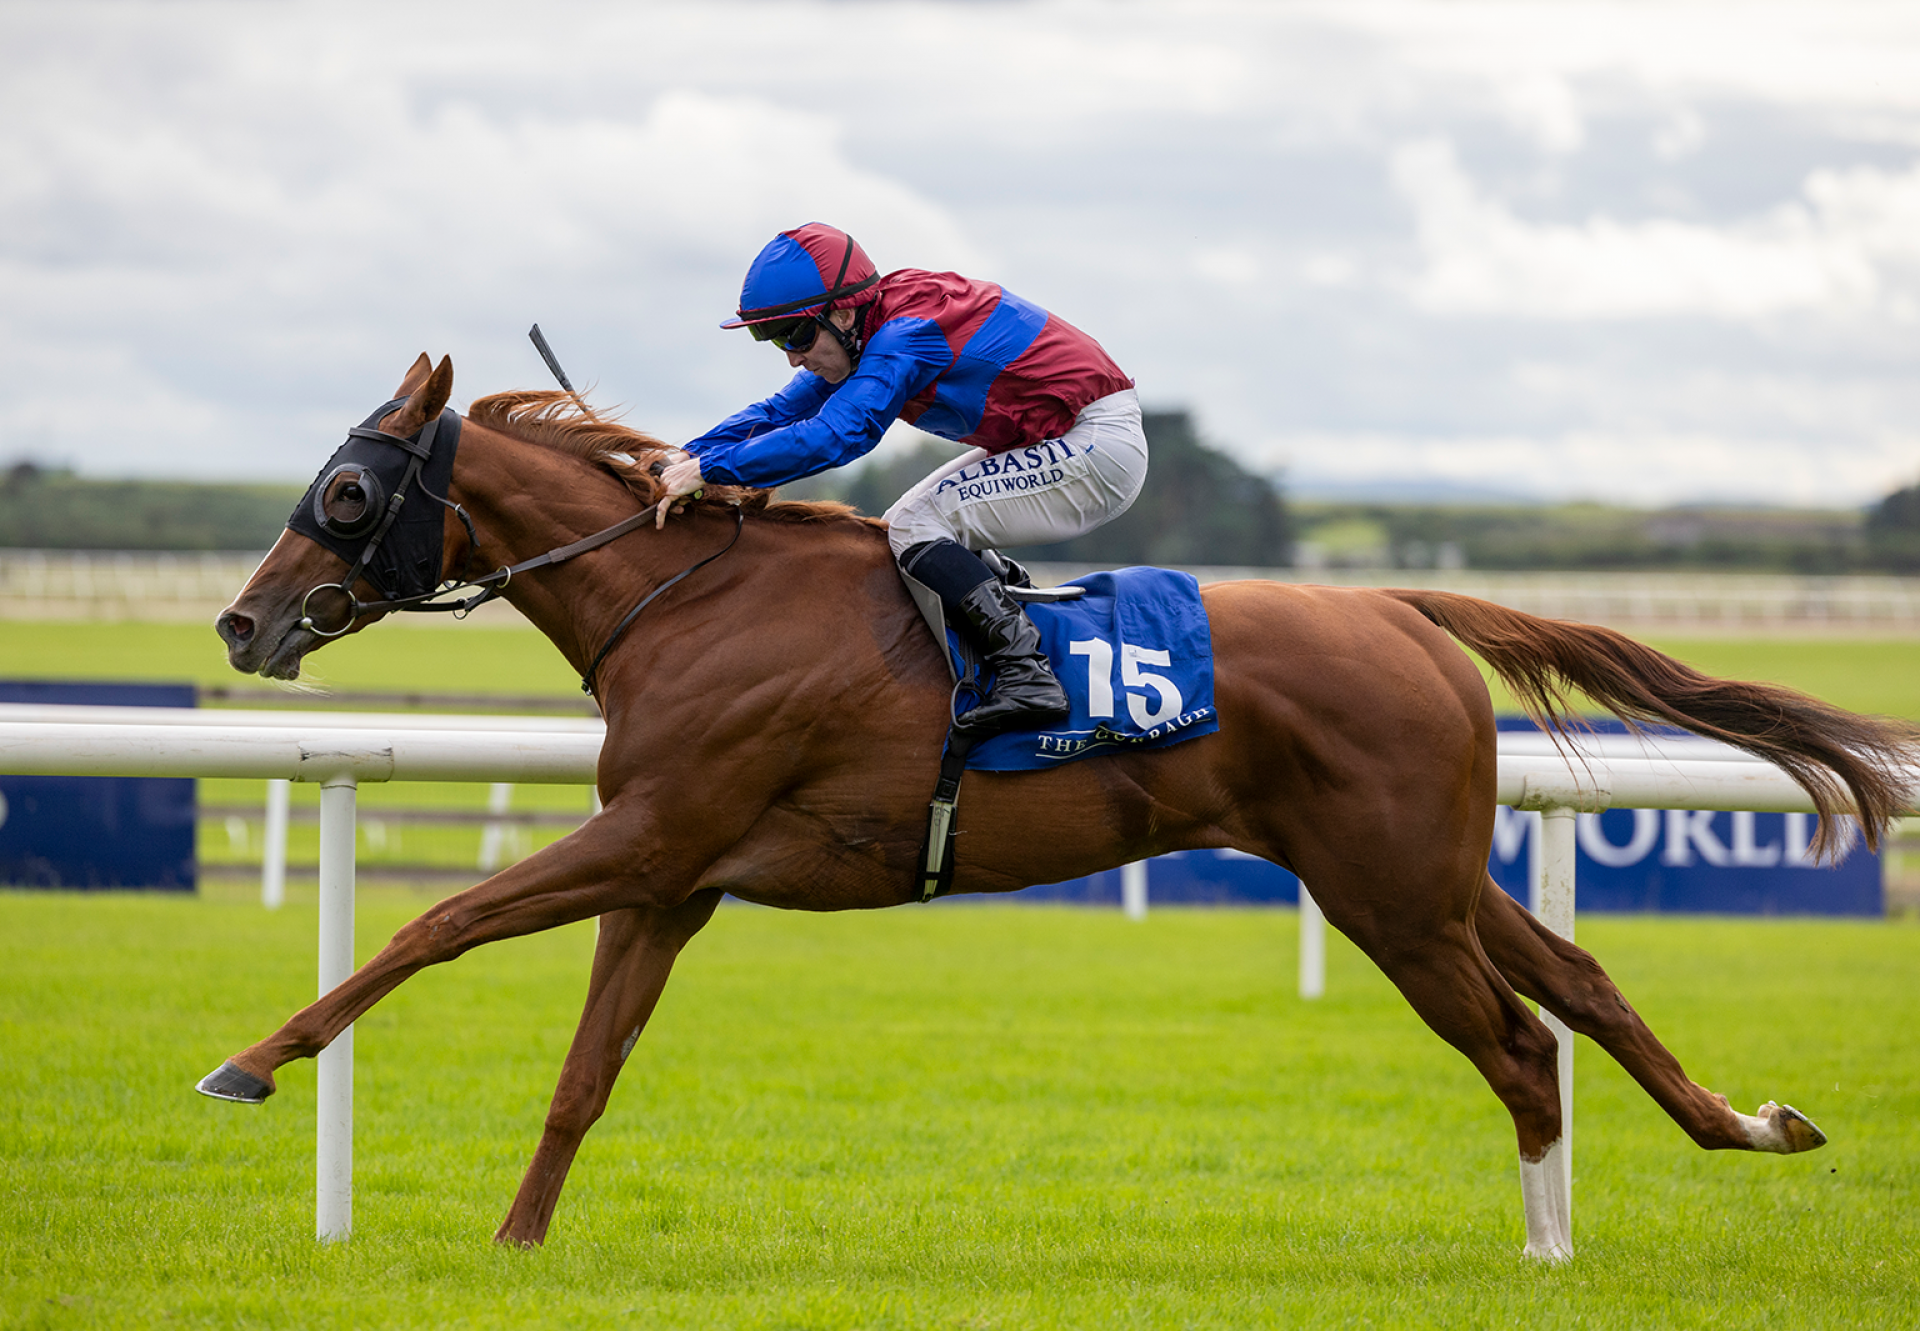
[{"xmin": 291, "ymin": 394, "xmax": 742, "ymax": 697}]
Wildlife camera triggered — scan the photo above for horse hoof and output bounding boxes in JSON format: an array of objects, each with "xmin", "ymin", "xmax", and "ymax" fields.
[
  {"xmin": 1746, "ymin": 1100, "xmax": 1827, "ymax": 1153},
  {"xmin": 196, "ymin": 1061, "xmax": 274, "ymax": 1104}
]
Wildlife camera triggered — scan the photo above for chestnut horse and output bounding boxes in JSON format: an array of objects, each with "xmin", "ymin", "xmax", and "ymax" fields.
[{"xmin": 206, "ymin": 355, "xmax": 1914, "ymax": 1258}]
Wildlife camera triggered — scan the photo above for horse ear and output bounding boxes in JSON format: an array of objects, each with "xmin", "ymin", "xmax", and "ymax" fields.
[
  {"xmin": 392, "ymin": 353, "xmax": 434, "ymax": 399},
  {"xmin": 382, "ymin": 355, "xmax": 455, "ymax": 438}
]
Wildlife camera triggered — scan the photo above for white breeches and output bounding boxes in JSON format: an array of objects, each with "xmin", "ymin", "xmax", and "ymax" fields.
[{"xmin": 884, "ymin": 389, "xmax": 1148, "ymax": 557}]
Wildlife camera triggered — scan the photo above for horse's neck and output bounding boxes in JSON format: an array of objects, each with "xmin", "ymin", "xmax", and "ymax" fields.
[
  {"xmin": 446, "ymin": 426, "xmax": 920, "ymax": 697},
  {"xmin": 448, "ymin": 427, "xmax": 678, "ymax": 679}
]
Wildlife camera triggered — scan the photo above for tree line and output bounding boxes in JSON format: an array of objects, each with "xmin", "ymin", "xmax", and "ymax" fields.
[
  {"xmin": 784, "ymin": 410, "xmax": 1295, "ymax": 567},
  {"xmin": 8, "ymin": 430, "xmax": 1920, "ymax": 573},
  {"xmin": 0, "ymin": 463, "xmax": 302, "ymax": 551}
]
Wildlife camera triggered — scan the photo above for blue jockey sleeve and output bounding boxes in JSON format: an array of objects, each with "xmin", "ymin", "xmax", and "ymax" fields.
[
  {"xmin": 683, "ymin": 371, "xmax": 835, "ymax": 455},
  {"xmin": 684, "ymin": 318, "xmax": 952, "ymax": 488}
]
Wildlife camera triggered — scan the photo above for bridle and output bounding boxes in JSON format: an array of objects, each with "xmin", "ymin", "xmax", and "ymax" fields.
[{"xmin": 293, "ymin": 395, "xmax": 743, "ymax": 698}]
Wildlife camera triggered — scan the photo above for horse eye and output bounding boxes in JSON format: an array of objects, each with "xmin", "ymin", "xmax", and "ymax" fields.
[{"xmin": 326, "ymin": 473, "xmax": 371, "ymax": 522}]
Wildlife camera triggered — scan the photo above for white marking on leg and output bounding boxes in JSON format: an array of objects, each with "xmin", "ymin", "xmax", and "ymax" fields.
[
  {"xmin": 1518, "ymin": 1138, "xmax": 1573, "ymax": 1262},
  {"xmin": 618, "ymin": 1026, "xmax": 641, "ymax": 1062}
]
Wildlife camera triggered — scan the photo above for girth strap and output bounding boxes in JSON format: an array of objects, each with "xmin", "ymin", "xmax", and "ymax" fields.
[
  {"xmin": 916, "ymin": 734, "xmax": 973, "ymax": 901},
  {"xmin": 916, "ymin": 651, "xmax": 988, "ymax": 901}
]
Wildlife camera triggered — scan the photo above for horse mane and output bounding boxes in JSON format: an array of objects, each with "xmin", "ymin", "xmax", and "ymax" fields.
[{"xmin": 464, "ymin": 390, "xmax": 880, "ymax": 528}]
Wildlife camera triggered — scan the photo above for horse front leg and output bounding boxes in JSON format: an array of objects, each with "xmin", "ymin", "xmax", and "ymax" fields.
[
  {"xmin": 496, "ymin": 890, "xmax": 723, "ymax": 1248},
  {"xmin": 196, "ymin": 804, "xmax": 693, "ymax": 1103}
]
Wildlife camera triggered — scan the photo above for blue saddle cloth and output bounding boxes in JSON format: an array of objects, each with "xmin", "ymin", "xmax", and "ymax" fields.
[{"xmin": 951, "ymin": 567, "xmax": 1219, "ymax": 772}]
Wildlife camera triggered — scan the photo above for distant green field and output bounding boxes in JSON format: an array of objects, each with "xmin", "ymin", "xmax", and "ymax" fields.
[
  {"xmin": 4, "ymin": 618, "xmax": 1918, "ymax": 716},
  {"xmin": 0, "ymin": 620, "xmax": 582, "ymax": 698},
  {"xmin": 7, "ymin": 619, "xmax": 1917, "ymax": 882},
  {"xmin": 0, "ymin": 621, "xmax": 597, "ymax": 868},
  {"xmin": 1, "ymin": 895, "xmax": 1914, "ymax": 1328}
]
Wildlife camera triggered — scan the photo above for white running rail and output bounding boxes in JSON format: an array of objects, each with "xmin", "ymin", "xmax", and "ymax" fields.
[{"xmin": 2, "ymin": 705, "xmax": 1908, "ymax": 1253}]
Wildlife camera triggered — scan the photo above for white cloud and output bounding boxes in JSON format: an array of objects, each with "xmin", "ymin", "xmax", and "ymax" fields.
[
  {"xmin": 0, "ymin": 56, "xmax": 981, "ymax": 474},
  {"xmin": 1391, "ymin": 138, "xmax": 1920, "ymax": 320},
  {"xmin": 1350, "ymin": 0, "xmax": 1920, "ymax": 125},
  {"xmin": 2, "ymin": 0, "xmax": 1920, "ymax": 508},
  {"xmin": 1652, "ymin": 106, "xmax": 1708, "ymax": 162},
  {"xmin": 1265, "ymin": 428, "xmax": 1920, "ymax": 508},
  {"xmin": 1499, "ymin": 73, "xmax": 1585, "ymax": 155}
]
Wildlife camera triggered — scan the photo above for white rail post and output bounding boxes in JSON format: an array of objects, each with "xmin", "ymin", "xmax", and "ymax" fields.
[
  {"xmin": 1536, "ymin": 805, "xmax": 1578, "ymax": 1247},
  {"xmin": 315, "ymin": 774, "xmax": 357, "ymax": 1242},
  {"xmin": 1298, "ymin": 885, "xmax": 1325, "ymax": 1000},
  {"xmin": 261, "ymin": 778, "xmax": 289, "ymax": 910},
  {"xmin": 1121, "ymin": 860, "xmax": 1148, "ymax": 920},
  {"xmin": 478, "ymin": 781, "xmax": 514, "ymax": 871}
]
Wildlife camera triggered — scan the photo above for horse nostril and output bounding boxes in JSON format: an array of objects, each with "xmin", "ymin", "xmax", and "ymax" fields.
[{"xmin": 218, "ymin": 611, "xmax": 255, "ymax": 648}]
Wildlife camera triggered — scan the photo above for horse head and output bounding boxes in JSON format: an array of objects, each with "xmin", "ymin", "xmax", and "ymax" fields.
[{"xmin": 217, "ymin": 353, "xmax": 462, "ymax": 679}]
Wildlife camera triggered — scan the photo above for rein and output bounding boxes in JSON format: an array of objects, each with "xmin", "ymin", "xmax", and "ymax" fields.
[
  {"xmin": 332, "ymin": 501, "xmax": 744, "ymax": 698},
  {"xmin": 339, "ymin": 501, "xmax": 667, "ymax": 623}
]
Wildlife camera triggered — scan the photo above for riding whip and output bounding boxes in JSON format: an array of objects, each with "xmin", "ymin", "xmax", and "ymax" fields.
[{"xmin": 528, "ymin": 323, "xmax": 602, "ymax": 421}]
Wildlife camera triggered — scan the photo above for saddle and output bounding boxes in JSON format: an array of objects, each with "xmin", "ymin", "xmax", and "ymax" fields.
[
  {"xmin": 897, "ymin": 549, "xmax": 1082, "ymax": 685},
  {"xmin": 900, "ymin": 555, "xmax": 1219, "ymax": 902}
]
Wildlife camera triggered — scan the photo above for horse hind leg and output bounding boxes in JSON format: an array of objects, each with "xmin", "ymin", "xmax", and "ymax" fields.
[
  {"xmin": 1473, "ymin": 880, "xmax": 1827, "ymax": 1155},
  {"xmin": 495, "ymin": 890, "xmax": 722, "ymax": 1248},
  {"xmin": 1309, "ymin": 883, "xmax": 1574, "ymax": 1261}
]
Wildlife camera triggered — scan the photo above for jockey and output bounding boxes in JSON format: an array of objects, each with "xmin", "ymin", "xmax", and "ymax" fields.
[{"xmin": 660, "ymin": 222, "xmax": 1145, "ymax": 738}]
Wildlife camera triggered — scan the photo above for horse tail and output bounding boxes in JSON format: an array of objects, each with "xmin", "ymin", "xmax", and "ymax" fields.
[{"xmin": 1380, "ymin": 588, "xmax": 1919, "ymax": 857}]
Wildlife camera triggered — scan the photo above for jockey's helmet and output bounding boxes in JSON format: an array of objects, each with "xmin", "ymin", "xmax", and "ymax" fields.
[{"xmin": 721, "ymin": 223, "xmax": 880, "ymax": 341}]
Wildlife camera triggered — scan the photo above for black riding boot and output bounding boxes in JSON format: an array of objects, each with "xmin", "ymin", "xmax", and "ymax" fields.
[{"xmin": 952, "ymin": 579, "xmax": 1071, "ymax": 738}]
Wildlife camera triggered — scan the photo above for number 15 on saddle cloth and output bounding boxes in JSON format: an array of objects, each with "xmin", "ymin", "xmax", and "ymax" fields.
[{"xmin": 950, "ymin": 567, "xmax": 1219, "ymax": 771}]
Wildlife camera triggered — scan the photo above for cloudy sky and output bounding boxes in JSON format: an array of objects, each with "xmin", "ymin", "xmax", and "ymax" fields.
[{"xmin": 4, "ymin": 0, "xmax": 1918, "ymax": 506}]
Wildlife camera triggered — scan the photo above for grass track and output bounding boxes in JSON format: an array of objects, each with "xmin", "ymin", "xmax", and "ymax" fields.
[
  {"xmin": 2, "ymin": 892, "xmax": 1916, "ymax": 1328},
  {"xmin": 4, "ymin": 617, "xmax": 1918, "ymax": 1323}
]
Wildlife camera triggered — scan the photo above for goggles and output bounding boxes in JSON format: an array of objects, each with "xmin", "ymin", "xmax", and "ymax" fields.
[{"xmin": 749, "ymin": 316, "xmax": 821, "ymax": 353}]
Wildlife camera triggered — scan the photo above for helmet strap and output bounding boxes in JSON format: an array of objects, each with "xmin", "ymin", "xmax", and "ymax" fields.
[
  {"xmin": 813, "ymin": 311, "xmax": 863, "ymax": 368},
  {"xmin": 815, "ymin": 234, "xmax": 865, "ymax": 367}
]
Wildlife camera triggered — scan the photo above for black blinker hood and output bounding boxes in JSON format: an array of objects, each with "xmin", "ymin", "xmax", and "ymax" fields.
[{"xmin": 287, "ymin": 396, "xmax": 463, "ymax": 602}]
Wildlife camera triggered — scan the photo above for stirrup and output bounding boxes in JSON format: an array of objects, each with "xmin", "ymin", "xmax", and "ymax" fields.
[
  {"xmin": 979, "ymin": 549, "xmax": 1084, "ymax": 602},
  {"xmin": 1006, "ymin": 584, "xmax": 1084, "ymax": 603}
]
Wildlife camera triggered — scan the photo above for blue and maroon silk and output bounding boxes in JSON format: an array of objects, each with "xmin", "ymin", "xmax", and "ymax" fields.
[{"xmin": 686, "ymin": 269, "xmax": 1133, "ymax": 489}]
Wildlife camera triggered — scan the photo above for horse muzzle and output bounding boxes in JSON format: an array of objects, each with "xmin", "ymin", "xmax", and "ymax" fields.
[{"xmin": 216, "ymin": 603, "xmax": 314, "ymax": 679}]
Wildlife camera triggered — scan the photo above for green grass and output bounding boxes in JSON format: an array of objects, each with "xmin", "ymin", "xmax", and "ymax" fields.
[
  {"xmin": 1, "ymin": 895, "xmax": 1915, "ymax": 1327},
  {"xmin": 1499, "ymin": 635, "xmax": 1920, "ymax": 722},
  {"xmin": 5, "ymin": 620, "xmax": 1919, "ymax": 1323},
  {"xmin": 1634, "ymin": 636, "xmax": 1920, "ymax": 721},
  {"xmin": 0, "ymin": 620, "xmax": 582, "ymax": 697}
]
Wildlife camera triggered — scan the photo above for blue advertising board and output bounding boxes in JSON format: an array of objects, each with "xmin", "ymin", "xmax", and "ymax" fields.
[
  {"xmin": 1482, "ymin": 717, "xmax": 1879, "ymax": 915},
  {"xmin": 1482, "ymin": 804, "xmax": 1879, "ymax": 916},
  {"xmin": 1022, "ymin": 848, "xmax": 1301, "ymax": 906},
  {"xmin": 1019, "ymin": 719, "xmax": 1880, "ymax": 915},
  {"xmin": 0, "ymin": 680, "xmax": 197, "ymax": 891}
]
